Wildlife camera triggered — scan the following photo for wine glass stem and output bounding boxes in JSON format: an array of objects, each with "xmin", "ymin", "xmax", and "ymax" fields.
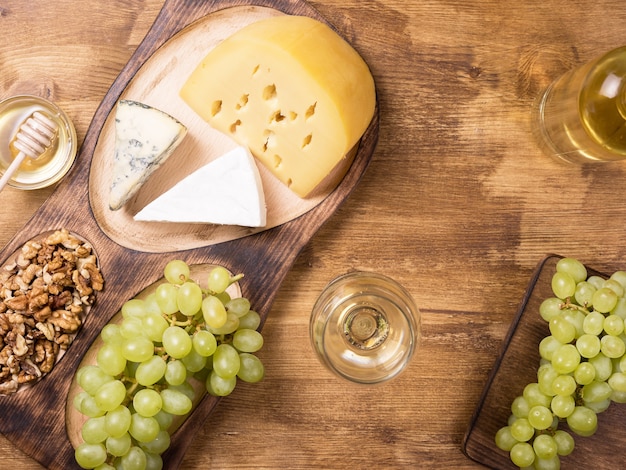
[{"xmin": 343, "ymin": 306, "xmax": 389, "ymax": 350}]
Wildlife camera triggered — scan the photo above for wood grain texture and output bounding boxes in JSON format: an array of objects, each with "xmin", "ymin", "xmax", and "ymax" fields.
[{"xmin": 2, "ymin": 0, "xmax": 626, "ymax": 469}]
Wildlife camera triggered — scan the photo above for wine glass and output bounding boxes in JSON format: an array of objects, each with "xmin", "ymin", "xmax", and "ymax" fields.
[{"xmin": 309, "ymin": 271, "xmax": 420, "ymax": 384}]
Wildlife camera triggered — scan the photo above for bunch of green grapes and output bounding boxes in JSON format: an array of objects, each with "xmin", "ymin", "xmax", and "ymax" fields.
[
  {"xmin": 72, "ymin": 261, "xmax": 265, "ymax": 470},
  {"xmin": 495, "ymin": 257, "xmax": 626, "ymax": 469}
]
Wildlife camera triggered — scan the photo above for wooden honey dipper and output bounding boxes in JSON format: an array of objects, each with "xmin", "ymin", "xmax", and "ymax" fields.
[{"xmin": 0, "ymin": 111, "xmax": 58, "ymax": 191}]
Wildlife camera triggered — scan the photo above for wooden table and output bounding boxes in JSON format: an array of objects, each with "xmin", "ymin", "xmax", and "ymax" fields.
[{"xmin": 2, "ymin": 0, "xmax": 626, "ymax": 468}]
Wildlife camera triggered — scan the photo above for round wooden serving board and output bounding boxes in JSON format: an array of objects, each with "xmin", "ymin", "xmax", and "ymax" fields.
[{"xmin": 0, "ymin": 0, "xmax": 379, "ymax": 468}]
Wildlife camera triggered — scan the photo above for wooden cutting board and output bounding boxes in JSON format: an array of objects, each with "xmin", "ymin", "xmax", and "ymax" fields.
[{"xmin": 0, "ymin": 0, "xmax": 379, "ymax": 468}]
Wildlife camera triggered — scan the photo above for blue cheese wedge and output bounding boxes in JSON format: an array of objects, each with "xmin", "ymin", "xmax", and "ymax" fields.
[
  {"xmin": 109, "ymin": 100, "xmax": 187, "ymax": 210},
  {"xmin": 133, "ymin": 146, "xmax": 267, "ymax": 227}
]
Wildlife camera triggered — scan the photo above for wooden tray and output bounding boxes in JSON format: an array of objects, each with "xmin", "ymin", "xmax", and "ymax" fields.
[
  {"xmin": 462, "ymin": 255, "xmax": 626, "ymax": 469},
  {"xmin": 0, "ymin": 0, "xmax": 379, "ymax": 468}
]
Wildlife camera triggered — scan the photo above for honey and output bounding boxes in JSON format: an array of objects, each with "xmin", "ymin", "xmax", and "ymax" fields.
[{"xmin": 0, "ymin": 95, "xmax": 77, "ymax": 189}]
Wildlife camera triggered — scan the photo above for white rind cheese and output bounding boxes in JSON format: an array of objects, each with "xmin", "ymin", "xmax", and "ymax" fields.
[
  {"xmin": 133, "ymin": 146, "xmax": 267, "ymax": 227},
  {"xmin": 109, "ymin": 100, "xmax": 187, "ymax": 211}
]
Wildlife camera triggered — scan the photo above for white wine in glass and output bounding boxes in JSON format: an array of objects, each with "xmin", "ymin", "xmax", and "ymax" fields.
[{"xmin": 310, "ymin": 271, "xmax": 420, "ymax": 384}]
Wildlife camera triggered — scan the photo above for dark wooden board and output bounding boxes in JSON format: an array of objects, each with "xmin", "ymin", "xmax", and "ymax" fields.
[
  {"xmin": 462, "ymin": 255, "xmax": 626, "ymax": 469},
  {"xmin": 0, "ymin": 0, "xmax": 379, "ymax": 468}
]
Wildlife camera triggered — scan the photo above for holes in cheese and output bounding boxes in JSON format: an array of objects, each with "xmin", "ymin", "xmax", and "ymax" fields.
[{"xmin": 180, "ymin": 15, "xmax": 376, "ymax": 198}]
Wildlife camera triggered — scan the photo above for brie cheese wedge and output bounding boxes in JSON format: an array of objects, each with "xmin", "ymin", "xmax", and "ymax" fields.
[
  {"xmin": 109, "ymin": 100, "xmax": 187, "ymax": 210},
  {"xmin": 133, "ymin": 146, "xmax": 267, "ymax": 227}
]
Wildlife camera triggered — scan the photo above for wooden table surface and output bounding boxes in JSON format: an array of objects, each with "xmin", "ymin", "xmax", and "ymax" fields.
[{"xmin": 2, "ymin": 0, "xmax": 626, "ymax": 468}]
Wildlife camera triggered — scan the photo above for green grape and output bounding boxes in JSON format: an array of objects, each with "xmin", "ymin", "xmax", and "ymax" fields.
[
  {"xmin": 583, "ymin": 311, "xmax": 605, "ymax": 336},
  {"xmin": 527, "ymin": 405, "xmax": 553, "ymax": 430},
  {"xmin": 105, "ymin": 432, "xmax": 132, "ymax": 457},
  {"xmin": 589, "ymin": 352, "xmax": 612, "ymax": 381},
  {"xmin": 553, "ymin": 429, "xmax": 575, "ymax": 456},
  {"xmin": 162, "ymin": 326, "xmax": 192, "ymax": 359},
  {"xmin": 208, "ymin": 312, "xmax": 239, "ymax": 335},
  {"xmin": 75, "ymin": 442, "xmax": 107, "ymax": 469},
  {"xmin": 143, "ymin": 293, "xmax": 162, "ymax": 316},
  {"xmin": 122, "ymin": 336, "xmax": 155, "ymax": 363},
  {"xmin": 202, "ymin": 295, "xmax": 228, "ymax": 329},
  {"xmin": 551, "ymin": 394, "xmax": 575, "ymax": 418},
  {"xmin": 585, "ymin": 398, "xmax": 611, "ymax": 413},
  {"xmin": 226, "ymin": 297, "xmax": 251, "ymax": 317},
  {"xmin": 74, "ymin": 390, "xmax": 89, "ymax": 413},
  {"xmin": 566, "ymin": 406, "xmax": 597, "ymax": 436},
  {"xmin": 532, "ymin": 433, "xmax": 558, "ymax": 460},
  {"xmin": 155, "ymin": 283, "xmax": 179, "ymax": 315},
  {"xmin": 212, "ymin": 343, "xmax": 241, "ymax": 379},
  {"xmin": 494, "ymin": 426, "xmax": 517, "ymax": 451},
  {"xmin": 509, "ymin": 442, "xmax": 535, "ymax": 468},
  {"xmin": 511, "ymin": 395, "xmax": 531, "ymax": 418},
  {"xmin": 135, "ymin": 356, "xmax": 167, "ymax": 386},
  {"xmin": 592, "ymin": 287, "xmax": 618, "ymax": 313},
  {"xmin": 181, "ymin": 348, "xmax": 207, "ymax": 373},
  {"xmin": 169, "ymin": 380, "xmax": 195, "ymax": 401},
  {"xmin": 538, "ymin": 370, "xmax": 556, "ymax": 398},
  {"xmin": 144, "ymin": 451, "xmax": 164, "ymax": 470},
  {"xmin": 574, "ymin": 362, "xmax": 596, "ymax": 385},
  {"xmin": 193, "ymin": 330, "xmax": 217, "ymax": 357},
  {"xmin": 96, "ymin": 343, "xmax": 127, "ymax": 377},
  {"xmin": 163, "ymin": 260, "xmax": 190, "ymax": 285},
  {"xmin": 233, "ymin": 329, "xmax": 264, "ymax": 353},
  {"xmin": 604, "ymin": 314, "xmax": 625, "ymax": 336},
  {"xmin": 101, "ymin": 324, "xmax": 123, "ymax": 345},
  {"xmin": 539, "ymin": 336, "xmax": 563, "ymax": 361},
  {"xmin": 207, "ymin": 370, "xmax": 237, "ymax": 396},
  {"xmin": 533, "ymin": 456, "xmax": 561, "ymax": 470},
  {"xmin": 78, "ymin": 365, "xmax": 113, "ymax": 396},
  {"xmin": 153, "ymin": 410, "xmax": 174, "ymax": 431},
  {"xmin": 95, "ymin": 463, "xmax": 116, "ymax": 470},
  {"xmin": 129, "ymin": 413, "xmax": 161, "ymax": 443},
  {"xmin": 581, "ymin": 380, "xmax": 613, "ymax": 403},
  {"xmin": 142, "ymin": 312, "xmax": 169, "ymax": 343},
  {"xmin": 556, "ymin": 257, "xmax": 587, "ymax": 283},
  {"xmin": 551, "ymin": 374, "xmax": 576, "ymax": 396},
  {"xmin": 121, "ymin": 299, "xmax": 147, "ymax": 320},
  {"xmin": 237, "ymin": 353, "xmax": 265, "ymax": 383},
  {"xmin": 560, "ymin": 308, "xmax": 585, "ymax": 338},
  {"xmin": 119, "ymin": 317, "xmax": 144, "ymax": 340},
  {"xmin": 139, "ymin": 429, "xmax": 171, "ymax": 455},
  {"xmin": 160, "ymin": 388, "xmax": 193, "ymax": 416},
  {"xmin": 523, "ymin": 383, "xmax": 551, "ymax": 408},
  {"xmin": 80, "ymin": 395, "xmax": 106, "ymax": 418},
  {"xmin": 105, "ymin": 405, "xmax": 132, "ymax": 438},
  {"xmin": 603, "ymin": 278, "xmax": 625, "ymax": 297},
  {"xmin": 551, "ymin": 272, "xmax": 576, "ymax": 299},
  {"xmin": 238, "ymin": 310, "xmax": 261, "ymax": 330},
  {"xmin": 600, "ymin": 334, "xmax": 626, "ymax": 358},
  {"xmin": 177, "ymin": 281, "xmax": 203, "ymax": 316},
  {"xmin": 540, "ymin": 297, "xmax": 563, "ymax": 322},
  {"xmin": 608, "ymin": 371, "xmax": 626, "ymax": 392},
  {"xmin": 133, "ymin": 388, "xmax": 163, "ymax": 418},
  {"xmin": 574, "ymin": 281, "xmax": 596, "ymax": 307},
  {"xmin": 575, "ymin": 334, "xmax": 601, "ymax": 359},
  {"xmin": 587, "ymin": 275, "xmax": 605, "ymax": 290},
  {"xmin": 81, "ymin": 416, "xmax": 109, "ymax": 444},
  {"xmin": 120, "ymin": 446, "xmax": 147, "ymax": 470},
  {"xmin": 164, "ymin": 359, "xmax": 187, "ymax": 386},
  {"xmin": 549, "ymin": 316, "xmax": 576, "ymax": 344},
  {"xmin": 611, "ymin": 389, "xmax": 626, "ymax": 403},
  {"xmin": 551, "ymin": 344, "xmax": 580, "ymax": 374},
  {"xmin": 94, "ymin": 379, "xmax": 127, "ymax": 412},
  {"xmin": 611, "ymin": 297, "xmax": 626, "ymax": 319},
  {"xmin": 208, "ymin": 266, "xmax": 232, "ymax": 293},
  {"xmin": 609, "ymin": 270, "xmax": 626, "ymax": 289}
]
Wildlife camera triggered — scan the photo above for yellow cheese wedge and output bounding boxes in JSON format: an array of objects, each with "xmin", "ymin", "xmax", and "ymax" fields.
[{"xmin": 180, "ymin": 15, "xmax": 376, "ymax": 198}]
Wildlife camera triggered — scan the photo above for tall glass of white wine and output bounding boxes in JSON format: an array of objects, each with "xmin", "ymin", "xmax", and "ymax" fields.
[{"xmin": 309, "ymin": 271, "xmax": 420, "ymax": 384}]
